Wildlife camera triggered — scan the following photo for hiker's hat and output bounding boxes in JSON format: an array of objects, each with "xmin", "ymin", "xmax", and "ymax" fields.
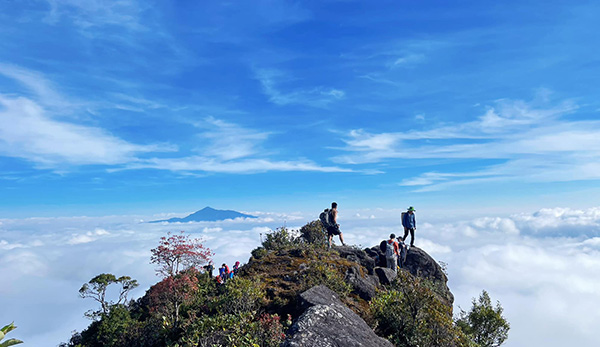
[{"xmin": 407, "ymin": 206, "xmax": 416, "ymax": 211}]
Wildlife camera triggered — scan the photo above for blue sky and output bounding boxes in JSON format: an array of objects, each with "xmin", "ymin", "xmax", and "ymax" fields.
[
  {"xmin": 2, "ymin": 1, "xmax": 600, "ymax": 217},
  {"xmin": 2, "ymin": 2, "xmax": 600, "ymax": 346}
]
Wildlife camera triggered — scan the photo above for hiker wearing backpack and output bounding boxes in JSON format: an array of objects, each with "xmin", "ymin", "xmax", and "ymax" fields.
[
  {"xmin": 320, "ymin": 202, "xmax": 345, "ymax": 249},
  {"xmin": 385, "ymin": 233, "xmax": 400, "ymax": 273},
  {"xmin": 402, "ymin": 206, "xmax": 417, "ymax": 247},
  {"xmin": 233, "ymin": 261, "xmax": 241, "ymax": 276},
  {"xmin": 397, "ymin": 237, "xmax": 408, "ymax": 268},
  {"xmin": 219, "ymin": 263, "xmax": 230, "ymax": 282}
]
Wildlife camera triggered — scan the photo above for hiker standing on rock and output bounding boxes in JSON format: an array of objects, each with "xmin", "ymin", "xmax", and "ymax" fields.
[
  {"xmin": 385, "ymin": 234, "xmax": 400, "ymax": 273},
  {"xmin": 402, "ymin": 206, "xmax": 417, "ymax": 247},
  {"xmin": 326, "ymin": 202, "xmax": 345, "ymax": 248}
]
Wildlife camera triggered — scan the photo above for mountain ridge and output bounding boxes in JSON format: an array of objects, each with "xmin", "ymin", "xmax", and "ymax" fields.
[{"xmin": 149, "ymin": 206, "xmax": 257, "ymax": 223}]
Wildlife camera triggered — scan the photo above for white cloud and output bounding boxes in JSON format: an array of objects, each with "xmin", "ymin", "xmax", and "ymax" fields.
[
  {"xmin": 3, "ymin": 206, "xmax": 600, "ymax": 346},
  {"xmin": 193, "ymin": 116, "xmax": 271, "ymax": 160},
  {"xmin": 0, "ymin": 95, "xmax": 171, "ymax": 167},
  {"xmin": 44, "ymin": 0, "xmax": 147, "ymax": 31},
  {"xmin": 256, "ymin": 69, "xmax": 345, "ymax": 107},
  {"xmin": 335, "ymin": 96, "xmax": 600, "ymax": 189}
]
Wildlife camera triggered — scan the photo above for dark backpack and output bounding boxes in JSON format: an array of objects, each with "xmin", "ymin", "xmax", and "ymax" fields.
[
  {"xmin": 320, "ymin": 208, "xmax": 332, "ymax": 228},
  {"xmin": 379, "ymin": 240, "xmax": 387, "ymax": 253}
]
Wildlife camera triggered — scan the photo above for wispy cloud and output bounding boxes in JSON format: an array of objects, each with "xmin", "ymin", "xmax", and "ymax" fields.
[
  {"xmin": 124, "ymin": 156, "xmax": 351, "ymax": 174},
  {"xmin": 44, "ymin": 0, "xmax": 147, "ymax": 31},
  {"xmin": 0, "ymin": 63, "xmax": 72, "ymax": 110},
  {"xmin": 333, "ymin": 95, "xmax": 600, "ymax": 189},
  {"xmin": 256, "ymin": 69, "xmax": 345, "ymax": 107},
  {"xmin": 193, "ymin": 116, "xmax": 271, "ymax": 161},
  {"xmin": 0, "ymin": 95, "xmax": 172, "ymax": 167}
]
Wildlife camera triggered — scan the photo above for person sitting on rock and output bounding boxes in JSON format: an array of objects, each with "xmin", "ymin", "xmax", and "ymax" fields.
[{"xmin": 385, "ymin": 233, "xmax": 400, "ymax": 273}]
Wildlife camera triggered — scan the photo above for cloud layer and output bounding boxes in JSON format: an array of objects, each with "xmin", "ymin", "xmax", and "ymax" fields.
[{"xmin": 2, "ymin": 206, "xmax": 600, "ymax": 346}]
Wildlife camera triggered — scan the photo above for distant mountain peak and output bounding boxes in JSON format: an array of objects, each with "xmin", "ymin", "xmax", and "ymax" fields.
[{"xmin": 149, "ymin": 207, "xmax": 257, "ymax": 223}]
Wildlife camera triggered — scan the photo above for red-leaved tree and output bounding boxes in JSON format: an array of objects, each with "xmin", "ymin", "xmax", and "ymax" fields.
[
  {"xmin": 150, "ymin": 231, "xmax": 214, "ymax": 278},
  {"xmin": 147, "ymin": 268, "xmax": 200, "ymax": 328}
]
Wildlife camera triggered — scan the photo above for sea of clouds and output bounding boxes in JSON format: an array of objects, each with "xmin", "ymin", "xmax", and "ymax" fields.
[{"xmin": 2, "ymin": 207, "xmax": 600, "ymax": 346}]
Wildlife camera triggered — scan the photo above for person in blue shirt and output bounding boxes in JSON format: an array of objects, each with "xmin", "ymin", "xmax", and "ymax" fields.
[{"xmin": 402, "ymin": 206, "xmax": 417, "ymax": 247}]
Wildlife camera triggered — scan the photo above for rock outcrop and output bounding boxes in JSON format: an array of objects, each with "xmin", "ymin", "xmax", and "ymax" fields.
[
  {"xmin": 283, "ymin": 285, "xmax": 394, "ymax": 347},
  {"xmin": 366, "ymin": 244, "xmax": 453, "ymax": 305}
]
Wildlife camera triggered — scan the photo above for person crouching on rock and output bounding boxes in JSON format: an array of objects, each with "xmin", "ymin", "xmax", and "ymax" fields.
[{"xmin": 385, "ymin": 233, "xmax": 400, "ymax": 273}]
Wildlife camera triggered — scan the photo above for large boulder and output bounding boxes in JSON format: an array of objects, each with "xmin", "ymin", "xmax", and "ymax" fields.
[
  {"xmin": 403, "ymin": 246, "xmax": 454, "ymax": 305},
  {"xmin": 335, "ymin": 245, "xmax": 376, "ymax": 275},
  {"xmin": 374, "ymin": 267, "xmax": 397, "ymax": 285},
  {"xmin": 366, "ymin": 245, "xmax": 453, "ymax": 306},
  {"xmin": 284, "ymin": 285, "xmax": 394, "ymax": 347},
  {"xmin": 345, "ymin": 266, "xmax": 378, "ymax": 301}
]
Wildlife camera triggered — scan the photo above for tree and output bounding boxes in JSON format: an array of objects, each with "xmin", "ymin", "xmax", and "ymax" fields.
[
  {"xmin": 150, "ymin": 231, "xmax": 214, "ymax": 277},
  {"xmin": 147, "ymin": 268, "xmax": 200, "ymax": 328},
  {"xmin": 370, "ymin": 271, "xmax": 468, "ymax": 347},
  {"xmin": 79, "ymin": 273, "xmax": 139, "ymax": 318},
  {"xmin": 455, "ymin": 290, "xmax": 510, "ymax": 347},
  {"xmin": 1, "ymin": 322, "xmax": 23, "ymax": 347}
]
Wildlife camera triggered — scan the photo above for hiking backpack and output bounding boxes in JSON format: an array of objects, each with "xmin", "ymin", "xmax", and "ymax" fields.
[
  {"xmin": 385, "ymin": 241, "xmax": 395, "ymax": 258},
  {"xmin": 379, "ymin": 240, "xmax": 387, "ymax": 253},
  {"xmin": 319, "ymin": 208, "xmax": 332, "ymax": 228}
]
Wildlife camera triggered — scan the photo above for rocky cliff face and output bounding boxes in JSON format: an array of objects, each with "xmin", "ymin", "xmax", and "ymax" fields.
[
  {"xmin": 283, "ymin": 285, "xmax": 394, "ymax": 347},
  {"xmin": 365, "ymin": 245, "xmax": 454, "ymax": 306},
  {"xmin": 244, "ymin": 243, "xmax": 454, "ymax": 346}
]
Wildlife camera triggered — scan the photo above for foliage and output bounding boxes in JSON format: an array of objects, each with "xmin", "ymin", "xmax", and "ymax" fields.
[
  {"xmin": 1, "ymin": 322, "xmax": 23, "ymax": 347},
  {"xmin": 299, "ymin": 220, "xmax": 327, "ymax": 246},
  {"xmin": 301, "ymin": 262, "xmax": 352, "ymax": 296},
  {"xmin": 147, "ymin": 268, "xmax": 200, "ymax": 328},
  {"xmin": 370, "ymin": 271, "xmax": 468, "ymax": 347},
  {"xmin": 261, "ymin": 227, "xmax": 298, "ymax": 251},
  {"xmin": 79, "ymin": 273, "xmax": 139, "ymax": 318},
  {"xmin": 150, "ymin": 231, "xmax": 214, "ymax": 278},
  {"xmin": 181, "ymin": 312, "xmax": 287, "ymax": 347},
  {"xmin": 251, "ymin": 247, "xmax": 269, "ymax": 260},
  {"xmin": 455, "ymin": 290, "xmax": 510, "ymax": 347},
  {"xmin": 216, "ymin": 277, "xmax": 266, "ymax": 315}
]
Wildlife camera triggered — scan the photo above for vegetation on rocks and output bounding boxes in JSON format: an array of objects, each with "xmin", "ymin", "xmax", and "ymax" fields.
[{"xmin": 63, "ymin": 223, "xmax": 509, "ymax": 347}]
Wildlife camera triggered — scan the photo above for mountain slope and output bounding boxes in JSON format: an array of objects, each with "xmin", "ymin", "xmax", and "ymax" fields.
[{"xmin": 149, "ymin": 206, "xmax": 257, "ymax": 223}]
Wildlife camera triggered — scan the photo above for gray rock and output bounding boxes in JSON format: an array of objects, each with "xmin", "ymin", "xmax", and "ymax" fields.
[
  {"xmin": 403, "ymin": 246, "xmax": 454, "ymax": 305},
  {"xmin": 284, "ymin": 285, "xmax": 394, "ymax": 347},
  {"xmin": 345, "ymin": 266, "xmax": 378, "ymax": 301},
  {"xmin": 298, "ymin": 284, "xmax": 341, "ymax": 310},
  {"xmin": 374, "ymin": 267, "xmax": 397, "ymax": 285},
  {"xmin": 336, "ymin": 245, "xmax": 376, "ymax": 275}
]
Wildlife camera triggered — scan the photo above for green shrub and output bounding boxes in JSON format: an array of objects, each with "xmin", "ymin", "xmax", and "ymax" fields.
[
  {"xmin": 181, "ymin": 312, "xmax": 287, "ymax": 347},
  {"xmin": 301, "ymin": 262, "xmax": 352, "ymax": 297},
  {"xmin": 262, "ymin": 227, "xmax": 297, "ymax": 251},
  {"xmin": 251, "ymin": 247, "xmax": 269, "ymax": 260},
  {"xmin": 299, "ymin": 220, "xmax": 327, "ymax": 246},
  {"xmin": 455, "ymin": 290, "xmax": 510, "ymax": 347},
  {"xmin": 370, "ymin": 271, "xmax": 467, "ymax": 347},
  {"xmin": 217, "ymin": 277, "xmax": 265, "ymax": 315}
]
